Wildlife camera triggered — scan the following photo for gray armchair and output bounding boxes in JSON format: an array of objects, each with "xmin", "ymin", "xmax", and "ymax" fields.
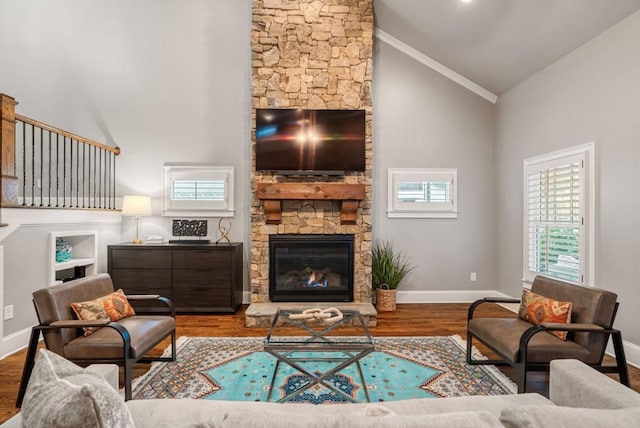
[
  {"xmin": 16, "ymin": 273, "xmax": 176, "ymax": 406},
  {"xmin": 467, "ymin": 275, "xmax": 630, "ymax": 393}
]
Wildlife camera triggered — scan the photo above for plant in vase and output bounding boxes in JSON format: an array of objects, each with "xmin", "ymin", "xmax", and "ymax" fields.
[{"xmin": 372, "ymin": 240, "xmax": 414, "ymax": 311}]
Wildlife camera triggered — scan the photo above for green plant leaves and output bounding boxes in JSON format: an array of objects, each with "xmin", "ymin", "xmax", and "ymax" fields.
[{"xmin": 371, "ymin": 241, "xmax": 414, "ymax": 290}]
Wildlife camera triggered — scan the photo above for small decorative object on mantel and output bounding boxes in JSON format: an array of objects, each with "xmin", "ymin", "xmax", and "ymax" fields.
[
  {"xmin": 216, "ymin": 218, "xmax": 232, "ymax": 244},
  {"xmin": 168, "ymin": 219, "xmax": 210, "ymax": 244}
]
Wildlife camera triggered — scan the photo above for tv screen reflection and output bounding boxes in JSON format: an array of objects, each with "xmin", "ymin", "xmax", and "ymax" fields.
[{"xmin": 256, "ymin": 109, "xmax": 365, "ymax": 173}]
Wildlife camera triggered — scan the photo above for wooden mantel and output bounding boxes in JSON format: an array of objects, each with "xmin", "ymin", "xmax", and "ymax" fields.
[{"xmin": 256, "ymin": 183, "xmax": 366, "ymax": 225}]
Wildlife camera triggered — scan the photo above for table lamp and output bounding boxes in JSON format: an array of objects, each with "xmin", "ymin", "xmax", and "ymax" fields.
[{"xmin": 122, "ymin": 195, "xmax": 152, "ymax": 244}]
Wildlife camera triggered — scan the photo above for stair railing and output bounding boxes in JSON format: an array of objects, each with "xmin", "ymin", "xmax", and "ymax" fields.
[{"xmin": 0, "ymin": 93, "xmax": 120, "ymax": 211}]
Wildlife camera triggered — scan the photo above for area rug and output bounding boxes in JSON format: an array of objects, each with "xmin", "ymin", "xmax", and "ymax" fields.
[{"xmin": 132, "ymin": 336, "xmax": 516, "ymax": 404}]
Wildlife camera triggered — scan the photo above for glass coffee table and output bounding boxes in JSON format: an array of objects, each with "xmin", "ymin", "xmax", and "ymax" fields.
[{"xmin": 264, "ymin": 308, "xmax": 375, "ymax": 403}]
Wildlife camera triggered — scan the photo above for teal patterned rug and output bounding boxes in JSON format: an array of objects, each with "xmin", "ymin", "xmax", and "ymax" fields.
[{"xmin": 132, "ymin": 336, "xmax": 515, "ymax": 403}]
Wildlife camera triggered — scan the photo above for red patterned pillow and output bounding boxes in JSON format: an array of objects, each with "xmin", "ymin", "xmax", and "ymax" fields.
[
  {"xmin": 71, "ymin": 289, "xmax": 136, "ymax": 336},
  {"xmin": 518, "ymin": 289, "xmax": 572, "ymax": 340}
]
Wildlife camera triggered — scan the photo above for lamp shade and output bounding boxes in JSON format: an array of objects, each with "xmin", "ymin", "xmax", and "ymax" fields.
[{"xmin": 122, "ymin": 195, "xmax": 152, "ymax": 217}]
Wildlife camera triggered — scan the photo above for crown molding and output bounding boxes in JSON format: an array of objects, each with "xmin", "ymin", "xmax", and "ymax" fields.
[{"xmin": 374, "ymin": 28, "xmax": 498, "ymax": 104}]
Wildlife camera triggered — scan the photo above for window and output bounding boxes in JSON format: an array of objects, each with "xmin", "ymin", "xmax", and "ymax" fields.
[
  {"xmin": 163, "ymin": 164, "xmax": 234, "ymax": 217},
  {"xmin": 523, "ymin": 143, "xmax": 594, "ymax": 285},
  {"xmin": 172, "ymin": 180, "xmax": 225, "ymax": 202},
  {"xmin": 387, "ymin": 168, "xmax": 458, "ymax": 218}
]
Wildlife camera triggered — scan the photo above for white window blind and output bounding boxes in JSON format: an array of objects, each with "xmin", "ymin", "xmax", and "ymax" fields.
[
  {"xmin": 388, "ymin": 168, "xmax": 458, "ymax": 218},
  {"xmin": 163, "ymin": 165, "xmax": 234, "ymax": 217},
  {"xmin": 172, "ymin": 180, "xmax": 225, "ymax": 201},
  {"xmin": 397, "ymin": 181, "xmax": 450, "ymax": 204},
  {"xmin": 524, "ymin": 143, "xmax": 594, "ymax": 285}
]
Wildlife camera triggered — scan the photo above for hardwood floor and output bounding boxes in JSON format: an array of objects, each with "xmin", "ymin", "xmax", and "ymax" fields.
[{"xmin": 1, "ymin": 303, "xmax": 639, "ymax": 423}]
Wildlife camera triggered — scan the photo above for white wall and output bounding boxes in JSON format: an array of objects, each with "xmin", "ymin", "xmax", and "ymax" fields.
[
  {"xmin": 495, "ymin": 11, "xmax": 640, "ymax": 345},
  {"xmin": 373, "ymin": 40, "xmax": 497, "ymax": 295}
]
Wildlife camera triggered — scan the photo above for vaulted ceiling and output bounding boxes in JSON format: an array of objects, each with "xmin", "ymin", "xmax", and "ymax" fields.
[{"xmin": 374, "ymin": 0, "xmax": 640, "ymax": 96}]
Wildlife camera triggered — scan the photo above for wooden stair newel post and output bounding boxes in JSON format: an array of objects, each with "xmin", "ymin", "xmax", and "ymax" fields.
[{"xmin": 0, "ymin": 94, "xmax": 19, "ymax": 206}]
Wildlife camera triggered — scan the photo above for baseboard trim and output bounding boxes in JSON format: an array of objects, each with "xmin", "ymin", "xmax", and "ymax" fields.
[
  {"xmin": 607, "ymin": 339, "xmax": 640, "ymax": 370},
  {"xmin": 396, "ymin": 289, "xmax": 514, "ymax": 303},
  {"xmin": 1, "ymin": 325, "xmax": 38, "ymax": 360},
  {"xmin": 244, "ymin": 290, "xmax": 516, "ymax": 305}
]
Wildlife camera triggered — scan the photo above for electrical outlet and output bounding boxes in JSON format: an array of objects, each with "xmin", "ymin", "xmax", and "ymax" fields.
[
  {"xmin": 4, "ymin": 305, "xmax": 14, "ymax": 320},
  {"xmin": 37, "ymin": 178, "xmax": 42, "ymax": 189},
  {"xmin": 470, "ymin": 272, "xmax": 477, "ymax": 282}
]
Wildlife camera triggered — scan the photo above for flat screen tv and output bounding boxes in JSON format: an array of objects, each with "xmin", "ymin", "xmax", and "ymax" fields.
[{"xmin": 255, "ymin": 108, "xmax": 365, "ymax": 174}]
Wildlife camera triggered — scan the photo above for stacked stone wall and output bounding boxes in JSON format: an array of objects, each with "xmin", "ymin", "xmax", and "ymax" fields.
[{"xmin": 250, "ymin": 0, "xmax": 373, "ymax": 304}]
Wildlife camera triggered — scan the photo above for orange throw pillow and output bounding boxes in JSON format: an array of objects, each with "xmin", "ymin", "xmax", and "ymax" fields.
[
  {"xmin": 71, "ymin": 289, "xmax": 136, "ymax": 336},
  {"xmin": 518, "ymin": 289, "xmax": 572, "ymax": 340}
]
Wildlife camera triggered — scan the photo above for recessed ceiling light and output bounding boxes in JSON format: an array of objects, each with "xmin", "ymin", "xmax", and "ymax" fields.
[{"xmin": 461, "ymin": 0, "xmax": 473, "ymax": 3}]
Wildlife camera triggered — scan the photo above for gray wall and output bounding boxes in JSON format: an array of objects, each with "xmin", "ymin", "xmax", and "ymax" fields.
[
  {"xmin": 495, "ymin": 11, "xmax": 640, "ymax": 344},
  {"xmin": 0, "ymin": 0, "xmax": 252, "ymax": 243},
  {"xmin": 2, "ymin": 223, "xmax": 121, "ymax": 336},
  {"xmin": 1, "ymin": 0, "xmax": 499, "ymax": 307},
  {"xmin": 372, "ymin": 40, "xmax": 497, "ymax": 292},
  {"xmin": 4, "ymin": 0, "xmax": 636, "ymax": 346},
  {"xmin": 0, "ymin": 0, "xmax": 251, "ymax": 340}
]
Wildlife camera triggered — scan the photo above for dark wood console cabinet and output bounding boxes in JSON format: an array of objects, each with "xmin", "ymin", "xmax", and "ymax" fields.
[{"xmin": 107, "ymin": 243, "xmax": 243, "ymax": 313}]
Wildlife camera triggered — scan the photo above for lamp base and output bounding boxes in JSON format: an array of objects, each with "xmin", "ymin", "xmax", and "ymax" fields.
[{"xmin": 132, "ymin": 216, "xmax": 143, "ymax": 244}]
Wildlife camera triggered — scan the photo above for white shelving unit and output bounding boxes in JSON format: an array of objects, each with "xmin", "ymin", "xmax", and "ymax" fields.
[{"xmin": 49, "ymin": 230, "xmax": 98, "ymax": 285}]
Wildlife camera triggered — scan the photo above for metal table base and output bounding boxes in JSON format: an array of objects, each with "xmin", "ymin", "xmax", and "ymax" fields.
[{"xmin": 264, "ymin": 309, "xmax": 375, "ymax": 403}]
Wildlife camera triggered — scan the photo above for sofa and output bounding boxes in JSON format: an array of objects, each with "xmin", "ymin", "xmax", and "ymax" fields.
[{"xmin": 2, "ymin": 351, "xmax": 639, "ymax": 428}]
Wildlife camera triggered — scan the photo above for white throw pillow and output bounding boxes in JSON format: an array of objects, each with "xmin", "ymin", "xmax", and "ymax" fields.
[{"xmin": 21, "ymin": 349, "xmax": 135, "ymax": 428}]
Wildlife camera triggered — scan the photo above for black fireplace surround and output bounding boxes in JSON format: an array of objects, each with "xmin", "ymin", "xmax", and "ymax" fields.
[{"xmin": 269, "ymin": 234, "xmax": 354, "ymax": 302}]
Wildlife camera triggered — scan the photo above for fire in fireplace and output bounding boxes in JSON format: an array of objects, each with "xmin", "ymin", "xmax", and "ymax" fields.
[{"xmin": 269, "ymin": 234, "xmax": 354, "ymax": 302}]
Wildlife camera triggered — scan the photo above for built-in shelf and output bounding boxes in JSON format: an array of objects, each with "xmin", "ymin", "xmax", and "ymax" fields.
[
  {"xmin": 256, "ymin": 183, "xmax": 366, "ymax": 225},
  {"xmin": 49, "ymin": 231, "xmax": 98, "ymax": 285},
  {"xmin": 54, "ymin": 257, "xmax": 95, "ymax": 272}
]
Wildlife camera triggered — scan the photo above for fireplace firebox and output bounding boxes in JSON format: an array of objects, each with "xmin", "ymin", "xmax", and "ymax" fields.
[{"xmin": 269, "ymin": 234, "xmax": 354, "ymax": 302}]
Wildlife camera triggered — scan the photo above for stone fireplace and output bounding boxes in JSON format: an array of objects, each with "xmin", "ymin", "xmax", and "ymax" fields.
[{"xmin": 247, "ymin": 0, "xmax": 375, "ymax": 326}]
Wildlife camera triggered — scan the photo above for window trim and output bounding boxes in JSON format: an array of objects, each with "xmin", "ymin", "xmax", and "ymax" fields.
[
  {"xmin": 162, "ymin": 164, "xmax": 234, "ymax": 217},
  {"xmin": 522, "ymin": 142, "xmax": 595, "ymax": 286},
  {"xmin": 387, "ymin": 168, "xmax": 458, "ymax": 218}
]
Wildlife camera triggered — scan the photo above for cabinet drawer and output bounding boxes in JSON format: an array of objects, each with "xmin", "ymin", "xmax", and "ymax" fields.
[
  {"xmin": 111, "ymin": 269, "xmax": 172, "ymax": 312},
  {"xmin": 108, "ymin": 243, "xmax": 241, "ymax": 313},
  {"xmin": 173, "ymin": 288, "xmax": 231, "ymax": 310},
  {"xmin": 172, "ymin": 269, "xmax": 230, "ymax": 289},
  {"xmin": 111, "ymin": 268, "xmax": 171, "ymax": 292},
  {"xmin": 111, "ymin": 249, "xmax": 171, "ymax": 269},
  {"xmin": 172, "ymin": 249, "xmax": 231, "ymax": 270}
]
